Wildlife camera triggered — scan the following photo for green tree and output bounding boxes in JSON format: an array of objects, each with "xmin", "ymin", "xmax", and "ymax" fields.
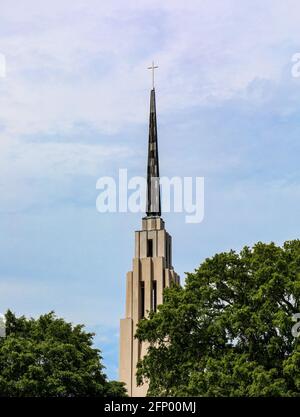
[
  {"xmin": 136, "ymin": 240, "xmax": 300, "ymax": 396},
  {"xmin": 0, "ymin": 311, "xmax": 126, "ymax": 397}
]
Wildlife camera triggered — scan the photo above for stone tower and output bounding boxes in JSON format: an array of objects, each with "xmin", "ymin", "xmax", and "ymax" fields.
[{"xmin": 119, "ymin": 87, "xmax": 180, "ymax": 397}]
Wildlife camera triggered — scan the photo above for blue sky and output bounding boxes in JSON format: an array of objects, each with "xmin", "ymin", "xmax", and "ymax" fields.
[{"xmin": 0, "ymin": 0, "xmax": 300, "ymax": 379}]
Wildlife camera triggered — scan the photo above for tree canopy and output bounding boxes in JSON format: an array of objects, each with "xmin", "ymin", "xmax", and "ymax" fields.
[
  {"xmin": 0, "ymin": 311, "xmax": 126, "ymax": 397},
  {"xmin": 136, "ymin": 240, "xmax": 300, "ymax": 396}
]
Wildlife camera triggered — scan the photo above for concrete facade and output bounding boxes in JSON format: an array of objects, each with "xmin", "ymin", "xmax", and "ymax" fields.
[{"xmin": 119, "ymin": 216, "xmax": 180, "ymax": 396}]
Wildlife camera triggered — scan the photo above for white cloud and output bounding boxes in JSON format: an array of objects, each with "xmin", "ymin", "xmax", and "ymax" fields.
[
  {"xmin": 1, "ymin": 0, "xmax": 300, "ymax": 138},
  {"xmin": 1, "ymin": 0, "xmax": 300, "ymax": 213},
  {"xmin": 0, "ymin": 130, "xmax": 132, "ymax": 212},
  {"xmin": 0, "ymin": 138, "xmax": 130, "ymax": 178}
]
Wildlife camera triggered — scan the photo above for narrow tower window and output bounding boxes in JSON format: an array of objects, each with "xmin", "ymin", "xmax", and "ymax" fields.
[
  {"xmin": 168, "ymin": 239, "xmax": 172, "ymax": 267},
  {"xmin": 140, "ymin": 281, "xmax": 145, "ymax": 318},
  {"xmin": 147, "ymin": 239, "xmax": 153, "ymax": 257},
  {"xmin": 167, "ymin": 240, "xmax": 169, "ymax": 266},
  {"xmin": 152, "ymin": 280, "xmax": 157, "ymax": 312}
]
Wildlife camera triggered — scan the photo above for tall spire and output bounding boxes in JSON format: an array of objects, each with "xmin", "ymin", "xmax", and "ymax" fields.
[
  {"xmin": 120, "ymin": 83, "xmax": 180, "ymax": 397},
  {"xmin": 146, "ymin": 88, "xmax": 161, "ymax": 217}
]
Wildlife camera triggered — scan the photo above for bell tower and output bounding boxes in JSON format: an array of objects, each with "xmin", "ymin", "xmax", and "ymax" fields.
[{"xmin": 119, "ymin": 85, "xmax": 180, "ymax": 397}]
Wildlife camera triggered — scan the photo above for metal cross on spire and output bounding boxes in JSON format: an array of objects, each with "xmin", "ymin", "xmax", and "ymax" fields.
[{"xmin": 147, "ymin": 61, "xmax": 158, "ymax": 90}]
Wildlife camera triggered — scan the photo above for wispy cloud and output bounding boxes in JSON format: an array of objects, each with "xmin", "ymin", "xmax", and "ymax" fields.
[{"xmin": 1, "ymin": 0, "xmax": 300, "ymax": 138}]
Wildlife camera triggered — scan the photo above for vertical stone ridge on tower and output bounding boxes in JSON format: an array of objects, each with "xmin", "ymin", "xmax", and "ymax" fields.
[{"xmin": 119, "ymin": 87, "xmax": 180, "ymax": 397}]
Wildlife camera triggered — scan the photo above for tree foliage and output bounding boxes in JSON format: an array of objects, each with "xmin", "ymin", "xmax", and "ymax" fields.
[
  {"xmin": 0, "ymin": 311, "xmax": 126, "ymax": 397},
  {"xmin": 136, "ymin": 240, "xmax": 300, "ymax": 396}
]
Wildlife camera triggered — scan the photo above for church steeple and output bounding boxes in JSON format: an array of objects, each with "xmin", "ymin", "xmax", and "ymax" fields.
[
  {"xmin": 119, "ymin": 69, "xmax": 180, "ymax": 397},
  {"xmin": 146, "ymin": 88, "xmax": 161, "ymax": 217}
]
